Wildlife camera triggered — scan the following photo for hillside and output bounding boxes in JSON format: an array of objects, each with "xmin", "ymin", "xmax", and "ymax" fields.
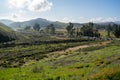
[
  {"xmin": 9, "ymin": 18, "xmax": 83, "ymax": 30},
  {"xmin": 0, "ymin": 40, "xmax": 120, "ymax": 80},
  {"xmin": 9, "ymin": 18, "xmax": 66, "ymax": 29},
  {"xmin": 3, "ymin": 18, "xmax": 119, "ymax": 31},
  {"xmin": 0, "ymin": 22, "xmax": 16, "ymax": 42},
  {"xmin": 0, "ymin": 19, "xmax": 14, "ymax": 26}
]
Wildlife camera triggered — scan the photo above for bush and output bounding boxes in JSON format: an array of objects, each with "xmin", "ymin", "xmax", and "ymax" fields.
[
  {"xmin": 31, "ymin": 66, "xmax": 40, "ymax": 73},
  {"xmin": 31, "ymin": 65, "xmax": 45, "ymax": 73}
]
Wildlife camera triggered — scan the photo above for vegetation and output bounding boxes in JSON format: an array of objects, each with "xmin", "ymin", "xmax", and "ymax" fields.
[
  {"xmin": 112, "ymin": 24, "xmax": 120, "ymax": 38},
  {"xmin": 0, "ymin": 20, "xmax": 120, "ymax": 80},
  {"xmin": 33, "ymin": 23, "xmax": 40, "ymax": 31},
  {"xmin": 24, "ymin": 26, "xmax": 31, "ymax": 30},
  {"xmin": 0, "ymin": 40, "xmax": 120, "ymax": 80},
  {"xmin": 0, "ymin": 39, "xmax": 96, "ymax": 67},
  {"xmin": 46, "ymin": 24, "xmax": 56, "ymax": 35},
  {"xmin": 81, "ymin": 22, "xmax": 100, "ymax": 38},
  {"xmin": 66, "ymin": 22, "xmax": 75, "ymax": 37},
  {"xmin": 0, "ymin": 22, "xmax": 16, "ymax": 42},
  {"xmin": 106, "ymin": 23, "xmax": 120, "ymax": 38}
]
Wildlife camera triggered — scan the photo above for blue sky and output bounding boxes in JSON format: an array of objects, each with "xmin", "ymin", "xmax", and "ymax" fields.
[{"xmin": 0, "ymin": 0, "xmax": 120, "ymax": 23}]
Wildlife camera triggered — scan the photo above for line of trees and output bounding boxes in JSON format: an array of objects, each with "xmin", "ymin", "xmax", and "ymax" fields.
[
  {"xmin": 24, "ymin": 22, "xmax": 120, "ymax": 38},
  {"xmin": 24, "ymin": 23, "xmax": 56, "ymax": 35},
  {"xmin": 66, "ymin": 22, "xmax": 120, "ymax": 38},
  {"xmin": 66, "ymin": 22, "xmax": 100, "ymax": 38},
  {"xmin": 24, "ymin": 23, "xmax": 41, "ymax": 31},
  {"xmin": 106, "ymin": 24, "xmax": 120, "ymax": 38},
  {"xmin": 81, "ymin": 22, "xmax": 100, "ymax": 38}
]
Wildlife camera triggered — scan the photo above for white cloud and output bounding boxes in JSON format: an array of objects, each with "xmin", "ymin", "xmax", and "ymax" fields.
[
  {"xmin": 8, "ymin": 0, "xmax": 52, "ymax": 12},
  {"xmin": 90, "ymin": 17, "xmax": 120, "ymax": 22},
  {"xmin": 0, "ymin": 13, "xmax": 29, "ymax": 22},
  {"xmin": 11, "ymin": 13, "xmax": 27, "ymax": 21},
  {"xmin": 62, "ymin": 17, "xmax": 89, "ymax": 23},
  {"xmin": 61, "ymin": 17, "xmax": 120, "ymax": 23},
  {"xmin": 28, "ymin": 0, "xmax": 52, "ymax": 12},
  {"xmin": 62, "ymin": 17, "xmax": 76, "ymax": 23},
  {"xmin": 8, "ymin": 0, "xmax": 30, "ymax": 9},
  {"xmin": 12, "ymin": 14, "xmax": 18, "ymax": 18}
]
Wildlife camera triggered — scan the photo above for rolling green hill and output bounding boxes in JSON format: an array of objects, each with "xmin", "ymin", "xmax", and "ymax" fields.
[{"xmin": 0, "ymin": 22, "xmax": 16, "ymax": 42}]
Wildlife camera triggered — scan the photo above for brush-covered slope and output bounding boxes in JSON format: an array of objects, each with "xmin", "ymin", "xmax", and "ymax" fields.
[{"xmin": 0, "ymin": 22, "xmax": 16, "ymax": 42}]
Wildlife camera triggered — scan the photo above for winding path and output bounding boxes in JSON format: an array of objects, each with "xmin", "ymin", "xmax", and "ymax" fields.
[{"xmin": 47, "ymin": 41, "xmax": 112, "ymax": 57}]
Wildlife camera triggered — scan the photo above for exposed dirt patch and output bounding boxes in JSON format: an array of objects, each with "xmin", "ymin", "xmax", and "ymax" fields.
[{"xmin": 47, "ymin": 41, "xmax": 112, "ymax": 56}]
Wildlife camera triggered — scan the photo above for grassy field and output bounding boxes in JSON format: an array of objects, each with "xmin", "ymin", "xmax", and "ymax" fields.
[
  {"xmin": 0, "ymin": 40, "xmax": 120, "ymax": 80},
  {"xmin": 99, "ymin": 30, "xmax": 115, "ymax": 38},
  {"xmin": 0, "ymin": 40, "xmax": 97, "ymax": 67}
]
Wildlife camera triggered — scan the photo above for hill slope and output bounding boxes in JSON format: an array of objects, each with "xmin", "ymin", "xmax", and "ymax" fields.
[
  {"xmin": 9, "ymin": 18, "xmax": 83, "ymax": 30},
  {"xmin": 0, "ymin": 19, "xmax": 14, "ymax": 26},
  {"xmin": 0, "ymin": 40, "xmax": 120, "ymax": 79},
  {"xmin": 0, "ymin": 22, "xmax": 16, "ymax": 42}
]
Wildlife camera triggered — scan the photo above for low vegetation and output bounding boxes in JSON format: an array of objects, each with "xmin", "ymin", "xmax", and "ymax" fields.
[
  {"xmin": 0, "ymin": 40, "xmax": 120, "ymax": 80},
  {"xmin": 0, "ymin": 21, "xmax": 120, "ymax": 80},
  {"xmin": 0, "ymin": 22, "xmax": 16, "ymax": 42}
]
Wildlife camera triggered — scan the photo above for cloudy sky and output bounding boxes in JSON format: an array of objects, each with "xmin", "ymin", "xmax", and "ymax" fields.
[{"xmin": 0, "ymin": 0, "xmax": 120, "ymax": 23}]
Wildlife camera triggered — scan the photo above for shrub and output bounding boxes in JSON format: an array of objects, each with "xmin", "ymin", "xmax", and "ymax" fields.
[{"xmin": 31, "ymin": 66, "xmax": 44, "ymax": 73}]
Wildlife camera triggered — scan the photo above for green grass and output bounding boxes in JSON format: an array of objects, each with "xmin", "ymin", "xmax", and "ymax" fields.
[
  {"xmin": 0, "ymin": 23, "xmax": 13, "ymax": 33},
  {"xmin": 0, "ymin": 40, "xmax": 120, "ymax": 80},
  {"xmin": 99, "ymin": 30, "xmax": 115, "ymax": 38}
]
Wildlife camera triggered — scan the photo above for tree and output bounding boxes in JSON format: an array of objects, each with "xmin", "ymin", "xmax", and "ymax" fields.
[
  {"xmin": 112, "ymin": 24, "xmax": 120, "ymax": 38},
  {"xmin": 106, "ymin": 24, "xmax": 112, "ymax": 38},
  {"xmin": 76, "ymin": 27, "xmax": 81, "ymax": 37},
  {"xmin": 93, "ymin": 29, "xmax": 100, "ymax": 37},
  {"xmin": 51, "ymin": 25, "xmax": 55, "ymax": 35},
  {"xmin": 33, "ymin": 23, "xmax": 40, "ymax": 31},
  {"xmin": 81, "ymin": 22, "xmax": 100, "ymax": 38},
  {"xmin": 46, "ymin": 24, "xmax": 55, "ymax": 35},
  {"xmin": 66, "ymin": 22, "xmax": 75, "ymax": 37},
  {"xmin": 81, "ymin": 22, "xmax": 94, "ymax": 37}
]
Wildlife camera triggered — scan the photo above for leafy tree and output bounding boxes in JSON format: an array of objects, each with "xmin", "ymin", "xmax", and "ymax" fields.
[
  {"xmin": 81, "ymin": 22, "xmax": 100, "ymax": 38},
  {"xmin": 46, "ymin": 24, "xmax": 55, "ymax": 35},
  {"xmin": 75, "ymin": 27, "xmax": 81, "ymax": 38},
  {"xmin": 33, "ymin": 23, "xmax": 40, "ymax": 31},
  {"xmin": 66, "ymin": 22, "xmax": 75, "ymax": 37},
  {"xmin": 81, "ymin": 22, "xmax": 94, "ymax": 37},
  {"xmin": 112, "ymin": 24, "xmax": 120, "ymax": 38},
  {"xmin": 51, "ymin": 25, "xmax": 55, "ymax": 35},
  {"xmin": 93, "ymin": 29, "xmax": 100, "ymax": 37},
  {"xmin": 106, "ymin": 24, "xmax": 112, "ymax": 38}
]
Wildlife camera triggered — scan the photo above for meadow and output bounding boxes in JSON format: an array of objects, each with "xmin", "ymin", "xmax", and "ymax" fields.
[{"xmin": 0, "ymin": 40, "xmax": 120, "ymax": 80}]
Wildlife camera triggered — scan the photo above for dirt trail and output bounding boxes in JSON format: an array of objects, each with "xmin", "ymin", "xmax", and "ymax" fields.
[{"xmin": 47, "ymin": 41, "xmax": 112, "ymax": 56}]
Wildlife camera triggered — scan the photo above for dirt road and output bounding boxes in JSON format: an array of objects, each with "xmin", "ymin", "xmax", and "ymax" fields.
[{"xmin": 47, "ymin": 41, "xmax": 111, "ymax": 57}]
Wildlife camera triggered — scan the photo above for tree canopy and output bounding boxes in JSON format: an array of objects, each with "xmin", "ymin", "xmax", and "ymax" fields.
[{"xmin": 33, "ymin": 23, "xmax": 40, "ymax": 31}]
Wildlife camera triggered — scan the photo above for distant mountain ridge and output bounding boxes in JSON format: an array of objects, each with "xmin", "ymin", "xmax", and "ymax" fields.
[
  {"xmin": 1, "ymin": 18, "xmax": 82, "ymax": 30},
  {"xmin": 9, "ymin": 18, "xmax": 68, "ymax": 30},
  {"xmin": 0, "ymin": 19, "xmax": 14, "ymax": 26},
  {"xmin": 0, "ymin": 18, "xmax": 120, "ymax": 30}
]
